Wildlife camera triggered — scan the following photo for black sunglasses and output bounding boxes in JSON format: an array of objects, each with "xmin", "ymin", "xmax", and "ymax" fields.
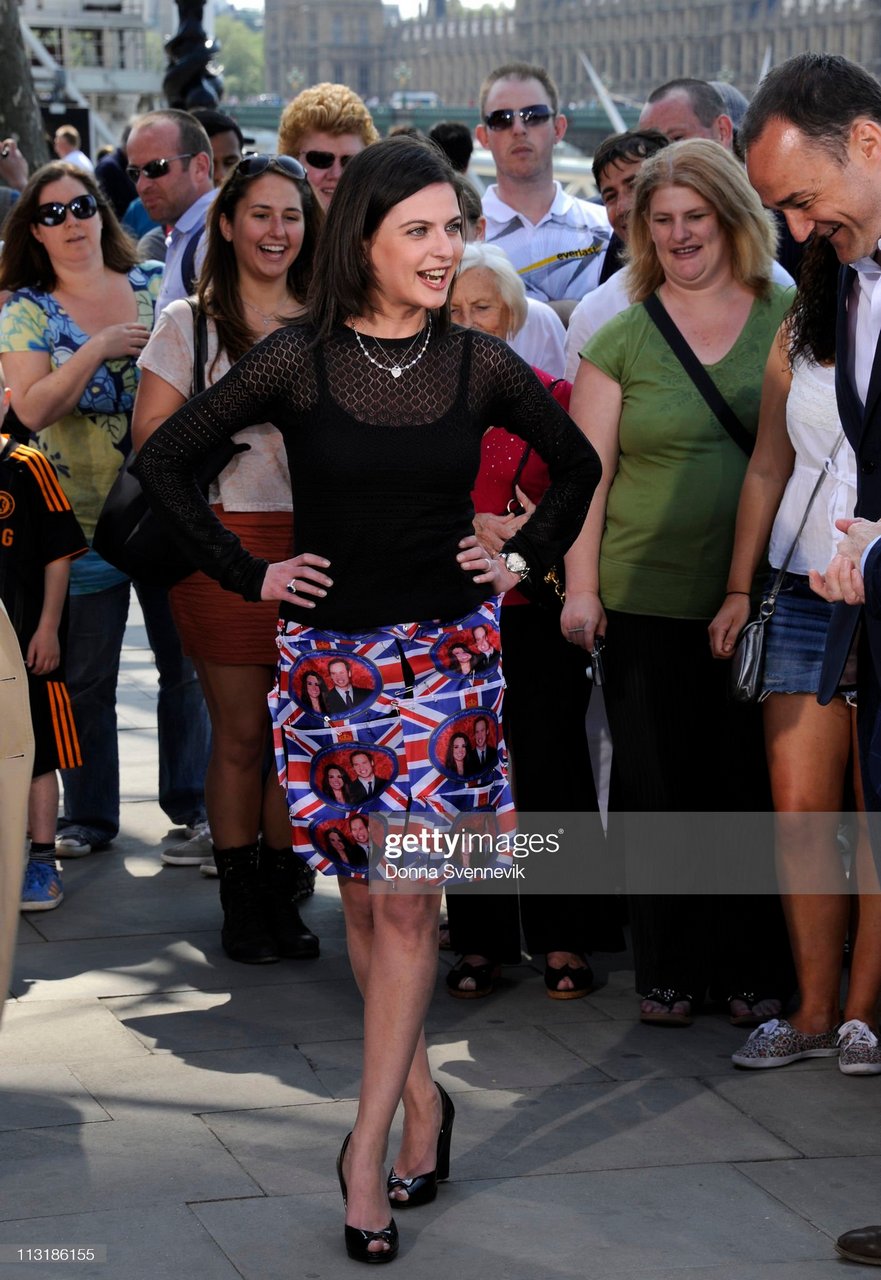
[
  {"xmin": 236, "ymin": 153, "xmax": 307, "ymax": 180},
  {"xmin": 484, "ymin": 105, "xmax": 555, "ymax": 131},
  {"xmin": 125, "ymin": 153, "xmax": 194, "ymax": 183},
  {"xmin": 33, "ymin": 193, "xmax": 99, "ymax": 227},
  {"xmin": 301, "ymin": 150, "xmax": 355, "ymax": 171}
]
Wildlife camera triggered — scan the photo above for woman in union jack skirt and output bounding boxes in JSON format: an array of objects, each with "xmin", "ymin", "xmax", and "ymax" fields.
[{"xmin": 137, "ymin": 137, "xmax": 599, "ymax": 1265}]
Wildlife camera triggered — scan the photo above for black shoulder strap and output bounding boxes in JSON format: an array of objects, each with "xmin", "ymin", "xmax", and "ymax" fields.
[
  {"xmin": 186, "ymin": 298, "xmax": 209, "ymax": 396},
  {"xmin": 180, "ymin": 222, "xmax": 206, "ymax": 297},
  {"xmin": 643, "ymin": 292, "xmax": 754, "ymax": 457}
]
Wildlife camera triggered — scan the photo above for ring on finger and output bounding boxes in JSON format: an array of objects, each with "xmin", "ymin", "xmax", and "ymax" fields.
[
  {"xmin": 483, "ymin": 557, "xmax": 493, "ymax": 572},
  {"xmin": 286, "ymin": 578, "xmax": 299, "ymax": 594}
]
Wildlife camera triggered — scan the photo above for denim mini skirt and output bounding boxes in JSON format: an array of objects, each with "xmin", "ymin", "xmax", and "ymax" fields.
[{"xmin": 761, "ymin": 571, "xmax": 834, "ymax": 697}]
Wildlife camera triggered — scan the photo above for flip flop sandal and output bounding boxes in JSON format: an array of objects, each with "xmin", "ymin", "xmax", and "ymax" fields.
[{"xmin": 640, "ymin": 988, "xmax": 694, "ymax": 1027}]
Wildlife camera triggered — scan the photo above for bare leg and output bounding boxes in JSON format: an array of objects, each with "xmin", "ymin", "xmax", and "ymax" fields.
[
  {"xmin": 28, "ymin": 771, "xmax": 59, "ymax": 844},
  {"xmin": 337, "ymin": 879, "xmax": 441, "ymax": 1251},
  {"xmin": 764, "ymin": 693, "xmax": 850, "ymax": 1034},
  {"xmin": 843, "ymin": 709, "xmax": 881, "ymax": 1026},
  {"xmin": 194, "ymin": 659, "xmax": 276, "ymax": 847}
]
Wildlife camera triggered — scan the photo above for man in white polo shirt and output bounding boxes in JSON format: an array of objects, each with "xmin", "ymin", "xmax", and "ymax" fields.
[{"xmin": 476, "ymin": 62, "xmax": 610, "ymax": 324}]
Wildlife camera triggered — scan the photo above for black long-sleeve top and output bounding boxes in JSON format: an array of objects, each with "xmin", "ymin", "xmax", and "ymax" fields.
[{"xmin": 136, "ymin": 322, "xmax": 601, "ymax": 632}]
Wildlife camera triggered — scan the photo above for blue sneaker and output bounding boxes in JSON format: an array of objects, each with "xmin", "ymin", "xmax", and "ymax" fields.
[{"xmin": 20, "ymin": 862, "xmax": 64, "ymax": 912}]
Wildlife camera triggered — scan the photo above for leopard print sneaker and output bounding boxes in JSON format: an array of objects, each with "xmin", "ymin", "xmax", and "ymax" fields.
[{"xmin": 731, "ymin": 1018, "xmax": 839, "ymax": 1069}]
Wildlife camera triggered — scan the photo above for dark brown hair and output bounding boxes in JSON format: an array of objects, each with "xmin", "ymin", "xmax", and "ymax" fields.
[
  {"xmin": 786, "ymin": 233, "xmax": 838, "ymax": 366},
  {"xmin": 592, "ymin": 129, "xmax": 670, "ymax": 188},
  {"xmin": 306, "ymin": 136, "xmax": 462, "ymax": 343},
  {"xmin": 741, "ymin": 53, "xmax": 881, "ymax": 162},
  {"xmin": 0, "ymin": 162, "xmax": 137, "ymax": 292}
]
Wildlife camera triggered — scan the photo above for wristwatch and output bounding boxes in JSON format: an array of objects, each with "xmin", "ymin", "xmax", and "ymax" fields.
[{"xmin": 499, "ymin": 550, "xmax": 530, "ymax": 582}]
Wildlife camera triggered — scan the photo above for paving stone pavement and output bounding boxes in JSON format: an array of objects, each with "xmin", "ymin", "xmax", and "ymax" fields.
[{"xmin": 2, "ymin": 605, "xmax": 879, "ymax": 1280}]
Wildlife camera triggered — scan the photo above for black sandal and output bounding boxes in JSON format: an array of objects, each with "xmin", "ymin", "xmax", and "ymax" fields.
[
  {"xmin": 544, "ymin": 962, "xmax": 595, "ymax": 1001},
  {"xmin": 639, "ymin": 988, "xmax": 694, "ymax": 1027},
  {"xmin": 445, "ymin": 958, "xmax": 500, "ymax": 999},
  {"xmin": 337, "ymin": 1133, "xmax": 399, "ymax": 1264}
]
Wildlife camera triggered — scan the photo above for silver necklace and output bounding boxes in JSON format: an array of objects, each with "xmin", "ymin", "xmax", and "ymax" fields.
[
  {"xmin": 242, "ymin": 296, "xmax": 282, "ymax": 331},
  {"xmin": 351, "ymin": 313, "xmax": 432, "ymax": 378}
]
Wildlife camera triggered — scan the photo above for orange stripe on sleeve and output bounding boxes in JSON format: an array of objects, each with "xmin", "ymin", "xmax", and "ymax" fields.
[{"xmin": 15, "ymin": 445, "xmax": 71, "ymax": 512}]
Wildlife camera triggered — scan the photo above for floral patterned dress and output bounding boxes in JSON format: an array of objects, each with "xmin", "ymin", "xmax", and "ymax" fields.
[{"xmin": 0, "ymin": 263, "xmax": 163, "ymax": 544}]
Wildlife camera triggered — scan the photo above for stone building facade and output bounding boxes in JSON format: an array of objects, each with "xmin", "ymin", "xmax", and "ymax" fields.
[{"xmin": 263, "ymin": 0, "xmax": 881, "ymax": 105}]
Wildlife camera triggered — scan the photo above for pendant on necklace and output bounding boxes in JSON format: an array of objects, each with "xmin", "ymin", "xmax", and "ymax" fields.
[{"xmin": 391, "ymin": 366, "xmax": 402, "ymax": 378}]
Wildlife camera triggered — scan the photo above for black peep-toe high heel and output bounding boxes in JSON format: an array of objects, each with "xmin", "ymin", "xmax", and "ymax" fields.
[
  {"xmin": 337, "ymin": 1132, "xmax": 399, "ymax": 1264},
  {"xmin": 387, "ymin": 1082, "xmax": 455, "ymax": 1209}
]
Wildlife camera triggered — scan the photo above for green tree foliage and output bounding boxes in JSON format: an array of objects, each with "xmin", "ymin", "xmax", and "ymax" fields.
[{"xmin": 215, "ymin": 13, "xmax": 265, "ymax": 100}]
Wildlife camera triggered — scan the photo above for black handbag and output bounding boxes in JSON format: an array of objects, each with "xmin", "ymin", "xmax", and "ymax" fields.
[
  {"xmin": 92, "ymin": 301, "xmax": 241, "ymax": 588},
  {"xmin": 730, "ymin": 431, "xmax": 846, "ymax": 702}
]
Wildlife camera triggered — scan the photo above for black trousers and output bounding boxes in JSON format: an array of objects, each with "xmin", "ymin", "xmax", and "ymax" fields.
[
  {"xmin": 446, "ymin": 603, "xmax": 624, "ymax": 962},
  {"xmin": 601, "ymin": 610, "xmax": 793, "ymax": 1000}
]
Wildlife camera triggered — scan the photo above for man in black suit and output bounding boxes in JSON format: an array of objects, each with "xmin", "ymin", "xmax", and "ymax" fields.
[
  {"xmin": 345, "ymin": 750, "xmax": 386, "ymax": 804},
  {"xmin": 324, "ymin": 658, "xmax": 370, "ymax": 715},
  {"xmin": 348, "ymin": 814, "xmax": 382, "ymax": 865},
  {"xmin": 466, "ymin": 716, "xmax": 498, "ymax": 775},
  {"xmin": 742, "ymin": 52, "xmax": 881, "ymax": 1268},
  {"xmin": 471, "ymin": 625, "xmax": 499, "ymax": 671}
]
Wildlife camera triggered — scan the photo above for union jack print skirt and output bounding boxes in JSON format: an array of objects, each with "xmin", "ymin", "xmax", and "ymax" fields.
[{"xmin": 268, "ymin": 599, "xmax": 514, "ymax": 880}]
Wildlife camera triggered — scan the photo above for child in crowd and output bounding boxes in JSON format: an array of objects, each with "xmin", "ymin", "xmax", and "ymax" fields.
[{"xmin": 0, "ymin": 361, "xmax": 87, "ymax": 910}]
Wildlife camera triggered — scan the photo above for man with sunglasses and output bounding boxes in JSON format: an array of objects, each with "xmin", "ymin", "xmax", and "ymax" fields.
[
  {"xmin": 277, "ymin": 82, "xmax": 379, "ymax": 211},
  {"xmin": 125, "ymin": 109, "xmax": 215, "ymax": 317},
  {"xmin": 476, "ymin": 62, "xmax": 609, "ymax": 323}
]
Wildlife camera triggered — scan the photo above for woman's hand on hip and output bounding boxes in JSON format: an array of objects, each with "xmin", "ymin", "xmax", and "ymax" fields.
[
  {"xmin": 97, "ymin": 322, "xmax": 152, "ymax": 361},
  {"xmin": 561, "ymin": 589, "xmax": 605, "ymax": 650},
  {"xmin": 457, "ymin": 534, "xmax": 519, "ymax": 592},
  {"xmin": 261, "ymin": 553, "xmax": 333, "ymax": 605},
  {"xmin": 708, "ymin": 593, "xmax": 751, "ymax": 658}
]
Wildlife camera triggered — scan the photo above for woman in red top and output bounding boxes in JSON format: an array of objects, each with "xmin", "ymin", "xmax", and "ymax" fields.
[{"xmin": 447, "ymin": 242, "xmax": 622, "ymax": 1000}]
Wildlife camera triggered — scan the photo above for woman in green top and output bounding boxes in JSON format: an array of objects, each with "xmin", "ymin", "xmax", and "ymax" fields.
[{"xmin": 565, "ymin": 140, "xmax": 794, "ymax": 1026}]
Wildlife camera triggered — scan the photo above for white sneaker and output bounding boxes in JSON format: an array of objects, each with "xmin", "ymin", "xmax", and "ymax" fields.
[
  {"xmin": 838, "ymin": 1019, "xmax": 881, "ymax": 1075},
  {"xmin": 55, "ymin": 835, "xmax": 93, "ymax": 858},
  {"xmin": 199, "ymin": 859, "xmax": 218, "ymax": 877},
  {"xmin": 161, "ymin": 823, "xmax": 212, "ymax": 866}
]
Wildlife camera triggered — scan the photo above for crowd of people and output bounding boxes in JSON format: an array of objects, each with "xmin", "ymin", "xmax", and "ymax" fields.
[{"xmin": 3, "ymin": 52, "xmax": 881, "ymax": 1267}]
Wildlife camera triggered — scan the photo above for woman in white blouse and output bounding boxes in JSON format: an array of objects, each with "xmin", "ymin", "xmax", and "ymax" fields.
[
  {"xmin": 133, "ymin": 155, "xmax": 322, "ymax": 965},
  {"xmin": 710, "ymin": 235, "xmax": 881, "ymax": 1074}
]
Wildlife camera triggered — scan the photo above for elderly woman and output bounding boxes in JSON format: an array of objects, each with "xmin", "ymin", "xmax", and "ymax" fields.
[
  {"xmin": 444, "ymin": 242, "xmax": 621, "ymax": 1001},
  {"xmin": 277, "ymin": 82, "xmax": 379, "ymax": 211},
  {"xmin": 567, "ymin": 139, "xmax": 795, "ymax": 1025}
]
